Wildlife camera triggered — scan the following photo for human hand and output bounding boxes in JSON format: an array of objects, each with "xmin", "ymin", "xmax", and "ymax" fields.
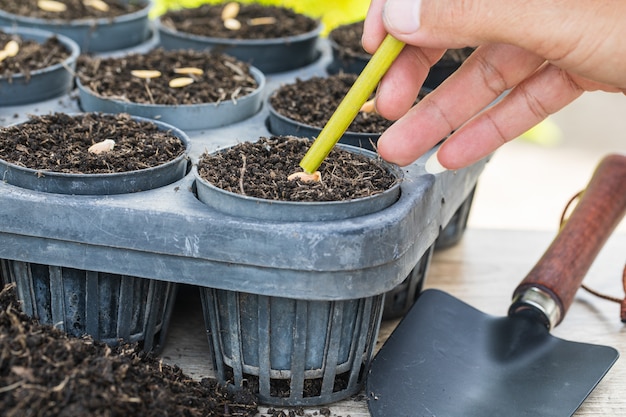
[{"xmin": 362, "ymin": 0, "xmax": 626, "ymax": 171}]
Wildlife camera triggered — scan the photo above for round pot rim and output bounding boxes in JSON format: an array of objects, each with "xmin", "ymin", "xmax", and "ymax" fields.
[
  {"xmin": 267, "ymin": 98, "xmax": 382, "ymax": 139},
  {"xmin": 0, "ymin": 113, "xmax": 190, "ymax": 181},
  {"xmin": 327, "ymin": 38, "xmax": 371, "ymax": 61},
  {"xmin": 0, "ymin": 26, "xmax": 80, "ymax": 82},
  {"xmin": 77, "ymin": 65, "xmax": 266, "ymax": 110},
  {"xmin": 194, "ymin": 142, "xmax": 403, "ymax": 222},
  {"xmin": 155, "ymin": 17, "xmax": 323, "ymax": 46},
  {"xmin": 0, "ymin": 1, "xmax": 150, "ymax": 26}
]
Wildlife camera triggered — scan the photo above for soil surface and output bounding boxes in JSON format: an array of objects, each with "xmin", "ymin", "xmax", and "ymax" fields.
[
  {"xmin": 0, "ymin": 113, "xmax": 185, "ymax": 174},
  {"xmin": 328, "ymin": 21, "xmax": 369, "ymax": 58},
  {"xmin": 197, "ymin": 136, "xmax": 399, "ymax": 202},
  {"xmin": 269, "ymin": 73, "xmax": 426, "ymax": 133},
  {"xmin": 159, "ymin": 3, "xmax": 318, "ymax": 39},
  {"xmin": 0, "ymin": 0, "xmax": 146, "ymax": 20},
  {"xmin": 0, "ymin": 283, "xmax": 258, "ymax": 417},
  {"xmin": 77, "ymin": 48, "xmax": 258, "ymax": 105},
  {"xmin": 0, "ymin": 30, "xmax": 71, "ymax": 81}
]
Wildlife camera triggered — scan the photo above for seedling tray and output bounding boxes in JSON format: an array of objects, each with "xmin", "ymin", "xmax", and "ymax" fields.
[{"xmin": 0, "ymin": 40, "xmax": 484, "ymax": 301}]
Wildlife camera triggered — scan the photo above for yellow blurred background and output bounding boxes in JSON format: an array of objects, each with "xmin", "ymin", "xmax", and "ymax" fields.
[{"xmin": 151, "ymin": 0, "xmax": 369, "ymax": 34}]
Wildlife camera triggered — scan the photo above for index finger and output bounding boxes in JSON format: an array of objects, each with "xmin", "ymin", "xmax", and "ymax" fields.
[{"xmin": 362, "ymin": 0, "xmax": 388, "ymax": 52}]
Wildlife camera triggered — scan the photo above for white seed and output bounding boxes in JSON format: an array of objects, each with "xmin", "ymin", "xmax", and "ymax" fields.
[
  {"xmin": 88, "ymin": 139, "xmax": 115, "ymax": 154},
  {"xmin": 287, "ymin": 171, "xmax": 322, "ymax": 183},
  {"xmin": 83, "ymin": 0, "xmax": 110, "ymax": 12},
  {"xmin": 248, "ymin": 17, "xmax": 277, "ymax": 26},
  {"xmin": 130, "ymin": 69, "xmax": 162, "ymax": 79},
  {"xmin": 37, "ymin": 0, "xmax": 68, "ymax": 12},
  {"xmin": 221, "ymin": 2, "xmax": 240, "ymax": 21},
  {"xmin": 3, "ymin": 40, "xmax": 19, "ymax": 57},
  {"xmin": 173, "ymin": 67, "xmax": 204, "ymax": 76},
  {"xmin": 223, "ymin": 18, "xmax": 242, "ymax": 31},
  {"xmin": 0, "ymin": 50, "xmax": 8, "ymax": 63},
  {"xmin": 169, "ymin": 77, "xmax": 194, "ymax": 88},
  {"xmin": 360, "ymin": 98, "xmax": 376, "ymax": 114}
]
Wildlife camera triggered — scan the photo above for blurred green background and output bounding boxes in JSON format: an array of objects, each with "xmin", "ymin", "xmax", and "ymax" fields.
[{"xmin": 152, "ymin": 0, "xmax": 369, "ymax": 34}]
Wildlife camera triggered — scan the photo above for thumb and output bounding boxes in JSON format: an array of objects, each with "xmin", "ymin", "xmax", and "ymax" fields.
[
  {"xmin": 381, "ymin": 0, "xmax": 626, "ymax": 87},
  {"xmin": 382, "ymin": 0, "xmax": 548, "ymax": 48}
]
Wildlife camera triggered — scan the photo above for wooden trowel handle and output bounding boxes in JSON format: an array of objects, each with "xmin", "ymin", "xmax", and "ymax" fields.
[{"xmin": 510, "ymin": 154, "xmax": 626, "ymax": 329}]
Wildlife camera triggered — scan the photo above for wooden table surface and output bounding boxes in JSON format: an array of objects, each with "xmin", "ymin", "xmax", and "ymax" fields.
[{"xmin": 160, "ymin": 228, "xmax": 626, "ymax": 416}]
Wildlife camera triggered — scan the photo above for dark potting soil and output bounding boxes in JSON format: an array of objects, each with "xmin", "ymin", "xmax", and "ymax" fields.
[
  {"xmin": 329, "ymin": 21, "xmax": 474, "ymax": 64},
  {"xmin": 0, "ymin": 0, "xmax": 145, "ymax": 20},
  {"xmin": 160, "ymin": 3, "xmax": 318, "ymax": 39},
  {"xmin": 197, "ymin": 136, "xmax": 399, "ymax": 202},
  {"xmin": 0, "ymin": 112, "xmax": 185, "ymax": 174},
  {"xmin": 0, "ymin": 283, "xmax": 258, "ymax": 417},
  {"xmin": 328, "ymin": 21, "xmax": 369, "ymax": 58},
  {"xmin": 76, "ymin": 48, "xmax": 258, "ymax": 105},
  {"xmin": 0, "ymin": 30, "xmax": 71, "ymax": 81},
  {"xmin": 269, "ymin": 73, "xmax": 426, "ymax": 133}
]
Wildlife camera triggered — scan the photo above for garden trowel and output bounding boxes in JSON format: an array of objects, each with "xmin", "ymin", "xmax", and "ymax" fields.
[{"xmin": 368, "ymin": 153, "xmax": 626, "ymax": 417}]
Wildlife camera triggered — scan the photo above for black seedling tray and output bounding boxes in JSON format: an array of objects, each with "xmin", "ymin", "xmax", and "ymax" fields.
[{"xmin": 0, "ymin": 39, "xmax": 485, "ymax": 302}]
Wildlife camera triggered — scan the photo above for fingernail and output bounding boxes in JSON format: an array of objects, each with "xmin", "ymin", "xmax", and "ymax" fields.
[
  {"xmin": 425, "ymin": 151, "xmax": 447, "ymax": 174},
  {"xmin": 383, "ymin": 0, "xmax": 422, "ymax": 34}
]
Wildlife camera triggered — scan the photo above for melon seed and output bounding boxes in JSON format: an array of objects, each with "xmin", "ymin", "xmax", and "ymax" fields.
[
  {"xmin": 248, "ymin": 17, "xmax": 277, "ymax": 26},
  {"xmin": 360, "ymin": 98, "xmax": 377, "ymax": 113},
  {"xmin": 287, "ymin": 171, "xmax": 322, "ymax": 183},
  {"xmin": 223, "ymin": 18, "xmax": 242, "ymax": 31},
  {"xmin": 3, "ymin": 40, "xmax": 19, "ymax": 57},
  {"xmin": 173, "ymin": 67, "xmax": 204, "ymax": 76},
  {"xmin": 130, "ymin": 69, "xmax": 162, "ymax": 79},
  {"xmin": 37, "ymin": 0, "xmax": 68, "ymax": 12},
  {"xmin": 221, "ymin": 2, "xmax": 240, "ymax": 20},
  {"xmin": 88, "ymin": 139, "xmax": 116, "ymax": 154},
  {"xmin": 169, "ymin": 77, "xmax": 194, "ymax": 88},
  {"xmin": 83, "ymin": 0, "xmax": 110, "ymax": 12}
]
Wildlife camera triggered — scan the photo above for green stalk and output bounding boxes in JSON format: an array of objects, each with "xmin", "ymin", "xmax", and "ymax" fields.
[{"xmin": 299, "ymin": 34, "xmax": 405, "ymax": 173}]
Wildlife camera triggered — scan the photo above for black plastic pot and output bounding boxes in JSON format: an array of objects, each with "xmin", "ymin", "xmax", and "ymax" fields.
[
  {"xmin": 267, "ymin": 104, "xmax": 381, "ymax": 152},
  {"xmin": 193, "ymin": 140, "xmax": 402, "ymax": 405},
  {"xmin": 0, "ymin": 26, "xmax": 79, "ymax": 106},
  {"xmin": 156, "ymin": 18, "xmax": 322, "ymax": 74},
  {"xmin": 77, "ymin": 67, "xmax": 266, "ymax": 131},
  {"xmin": 0, "ymin": 1, "xmax": 151, "ymax": 53},
  {"xmin": 423, "ymin": 47, "xmax": 475, "ymax": 89},
  {"xmin": 0, "ymin": 114, "xmax": 190, "ymax": 194},
  {"xmin": 0, "ymin": 113, "xmax": 190, "ymax": 352}
]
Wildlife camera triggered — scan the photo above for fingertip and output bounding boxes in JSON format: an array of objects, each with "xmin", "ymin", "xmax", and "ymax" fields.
[
  {"xmin": 376, "ymin": 134, "xmax": 413, "ymax": 167},
  {"xmin": 383, "ymin": 0, "xmax": 422, "ymax": 35},
  {"xmin": 435, "ymin": 138, "xmax": 482, "ymax": 171},
  {"xmin": 424, "ymin": 150, "xmax": 448, "ymax": 174},
  {"xmin": 362, "ymin": 0, "xmax": 388, "ymax": 54},
  {"xmin": 376, "ymin": 134, "xmax": 401, "ymax": 165}
]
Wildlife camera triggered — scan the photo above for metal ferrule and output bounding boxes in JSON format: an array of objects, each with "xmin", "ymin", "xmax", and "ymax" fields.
[{"xmin": 509, "ymin": 287, "xmax": 562, "ymax": 330}]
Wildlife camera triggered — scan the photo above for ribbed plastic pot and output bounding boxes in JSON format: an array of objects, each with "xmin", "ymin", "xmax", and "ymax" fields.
[
  {"xmin": 156, "ymin": 18, "xmax": 322, "ymax": 74},
  {"xmin": 382, "ymin": 244, "xmax": 434, "ymax": 319},
  {"xmin": 325, "ymin": 21, "xmax": 369, "ymax": 75},
  {"xmin": 0, "ymin": 114, "xmax": 190, "ymax": 352},
  {"xmin": 77, "ymin": 67, "xmax": 266, "ymax": 131},
  {"xmin": 327, "ymin": 26, "xmax": 473, "ymax": 90},
  {"xmin": 0, "ymin": 261, "xmax": 177, "ymax": 353},
  {"xmin": 194, "ymin": 142, "xmax": 402, "ymax": 405},
  {"xmin": 0, "ymin": 27, "xmax": 79, "ymax": 106},
  {"xmin": 194, "ymin": 143, "xmax": 402, "ymax": 222},
  {"xmin": 435, "ymin": 184, "xmax": 477, "ymax": 249},
  {"xmin": 0, "ymin": 1, "xmax": 151, "ymax": 53},
  {"xmin": 423, "ymin": 47, "xmax": 476, "ymax": 89},
  {"xmin": 326, "ymin": 37, "xmax": 369, "ymax": 75},
  {"xmin": 266, "ymin": 85, "xmax": 433, "ymax": 319},
  {"xmin": 267, "ymin": 103, "xmax": 380, "ymax": 152},
  {"xmin": 0, "ymin": 115, "xmax": 190, "ymax": 195}
]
